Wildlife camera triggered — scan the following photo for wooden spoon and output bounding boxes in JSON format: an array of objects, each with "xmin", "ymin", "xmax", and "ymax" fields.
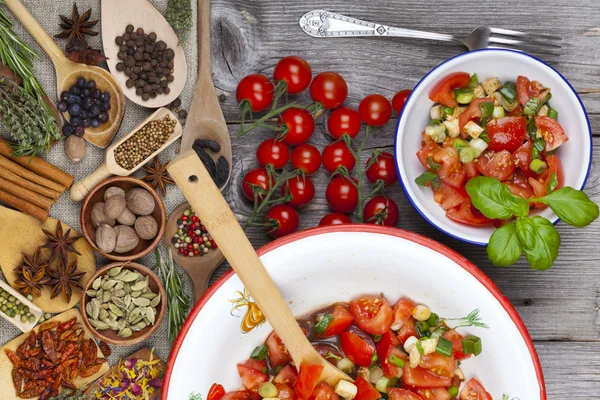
[
  {"xmin": 168, "ymin": 151, "xmax": 350, "ymax": 385},
  {"xmin": 4, "ymin": 0, "xmax": 125, "ymax": 148},
  {"xmin": 179, "ymin": 0, "xmax": 232, "ymax": 189},
  {"xmin": 165, "ymin": 202, "xmax": 225, "ymax": 301},
  {"xmin": 69, "ymin": 107, "xmax": 182, "ymax": 202},
  {"xmin": 101, "ymin": 0, "xmax": 187, "ymax": 108}
]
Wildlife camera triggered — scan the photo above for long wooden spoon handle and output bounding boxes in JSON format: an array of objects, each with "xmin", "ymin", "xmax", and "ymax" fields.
[
  {"xmin": 69, "ymin": 164, "xmax": 112, "ymax": 202},
  {"xmin": 198, "ymin": 0, "xmax": 211, "ymax": 78}
]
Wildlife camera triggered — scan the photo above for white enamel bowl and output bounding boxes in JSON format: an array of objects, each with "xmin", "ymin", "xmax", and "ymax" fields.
[
  {"xmin": 395, "ymin": 49, "xmax": 592, "ymax": 245},
  {"xmin": 162, "ymin": 226, "xmax": 545, "ymax": 400}
]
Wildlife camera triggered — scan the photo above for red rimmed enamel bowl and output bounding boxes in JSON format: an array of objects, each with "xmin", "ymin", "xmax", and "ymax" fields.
[{"xmin": 162, "ymin": 225, "xmax": 545, "ymax": 399}]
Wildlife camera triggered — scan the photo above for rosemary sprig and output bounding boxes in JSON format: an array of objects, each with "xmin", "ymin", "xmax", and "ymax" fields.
[
  {"xmin": 165, "ymin": 0, "xmax": 193, "ymax": 42},
  {"xmin": 445, "ymin": 308, "xmax": 489, "ymax": 329}
]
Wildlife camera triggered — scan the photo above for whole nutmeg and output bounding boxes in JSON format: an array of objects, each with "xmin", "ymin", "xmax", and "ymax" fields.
[
  {"xmin": 91, "ymin": 202, "xmax": 116, "ymax": 227},
  {"xmin": 96, "ymin": 224, "xmax": 117, "ymax": 253},
  {"xmin": 117, "ymin": 208, "xmax": 136, "ymax": 226},
  {"xmin": 104, "ymin": 186, "xmax": 126, "ymax": 201},
  {"xmin": 126, "ymin": 188, "xmax": 155, "ymax": 216},
  {"xmin": 105, "ymin": 194, "xmax": 127, "ymax": 219},
  {"xmin": 64, "ymin": 135, "xmax": 86, "ymax": 163},
  {"xmin": 135, "ymin": 215, "xmax": 158, "ymax": 240},
  {"xmin": 114, "ymin": 225, "xmax": 139, "ymax": 253}
]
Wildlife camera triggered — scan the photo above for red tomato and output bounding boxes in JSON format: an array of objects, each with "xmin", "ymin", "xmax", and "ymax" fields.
[
  {"xmin": 207, "ymin": 384, "xmax": 226, "ymax": 400},
  {"xmin": 283, "ymin": 176, "xmax": 315, "ymax": 208},
  {"xmin": 392, "ymin": 299, "xmax": 415, "ymax": 331},
  {"xmin": 529, "ymin": 177, "xmax": 547, "ymax": 208},
  {"xmin": 265, "ymin": 205, "xmax": 300, "ymax": 238},
  {"xmin": 396, "ymin": 318, "xmax": 418, "ymax": 344},
  {"xmin": 257, "ymin": 138, "xmax": 290, "ymax": 169},
  {"xmin": 366, "ymin": 151, "xmax": 397, "ymax": 185},
  {"xmin": 277, "ymin": 384, "xmax": 298, "ymax": 400},
  {"xmin": 504, "ymin": 171, "xmax": 535, "ymax": 200},
  {"xmin": 535, "ymin": 116, "xmax": 569, "ymax": 151},
  {"xmin": 291, "ymin": 144, "xmax": 321, "ymax": 175},
  {"xmin": 513, "ymin": 140, "xmax": 536, "ymax": 178},
  {"xmin": 458, "ymin": 98, "xmax": 494, "ymax": 133},
  {"xmin": 273, "ymin": 365, "xmax": 298, "ymax": 386},
  {"xmin": 459, "ymin": 379, "xmax": 492, "ymax": 400},
  {"xmin": 359, "ymin": 94, "xmax": 392, "ymax": 126},
  {"xmin": 354, "ymin": 376, "xmax": 381, "ymax": 400},
  {"xmin": 486, "ymin": 116, "xmax": 527, "ymax": 153},
  {"xmin": 326, "ymin": 177, "xmax": 358, "ymax": 213},
  {"xmin": 392, "ymin": 90, "xmax": 412, "ymax": 116},
  {"xmin": 376, "ymin": 331, "xmax": 401, "ymax": 361},
  {"xmin": 221, "ymin": 391, "xmax": 260, "ymax": 400},
  {"xmin": 447, "ymin": 199, "xmax": 493, "ymax": 226},
  {"xmin": 508, "ymin": 104, "xmax": 524, "ymax": 116},
  {"xmin": 322, "ymin": 140, "xmax": 356, "ymax": 173},
  {"xmin": 417, "ymin": 142, "xmax": 441, "ymax": 171},
  {"xmin": 388, "ymin": 388, "xmax": 423, "ymax": 400},
  {"xmin": 416, "ymin": 388, "xmax": 451, "ymax": 400},
  {"xmin": 339, "ymin": 331, "xmax": 375, "ymax": 367},
  {"xmin": 441, "ymin": 329, "xmax": 470, "ymax": 361},
  {"xmin": 328, "ymin": 107, "xmax": 362, "ymax": 139},
  {"xmin": 350, "ymin": 295, "xmax": 393, "ymax": 335},
  {"xmin": 321, "ymin": 304, "xmax": 355, "ymax": 337},
  {"xmin": 280, "ymin": 108, "xmax": 315, "ymax": 146},
  {"xmin": 363, "ymin": 196, "xmax": 399, "ymax": 226},
  {"xmin": 266, "ymin": 331, "xmax": 291, "ymax": 367},
  {"xmin": 464, "ymin": 162, "xmax": 480, "ymax": 178},
  {"xmin": 237, "ymin": 362, "xmax": 268, "ymax": 390},
  {"xmin": 309, "ymin": 383, "xmax": 339, "ymax": 400},
  {"xmin": 420, "ymin": 353, "xmax": 456, "ymax": 378},
  {"xmin": 310, "ymin": 72, "xmax": 348, "ymax": 109},
  {"xmin": 319, "ymin": 213, "xmax": 352, "ymax": 226},
  {"xmin": 242, "ymin": 168, "xmax": 274, "ymax": 201},
  {"xmin": 516, "ymin": 75, "xmax": 533, "ymax": 105},
  {"xmin": 483, "ymin": 150, "xmax": 516, "ymax": 181},
  {"xmin": 403, "ymin": 364, "xmax": 452, "ymax": 388},
  {"xmin": 273, "ymin": 56, "xmax": 312, "ymax": 95},
  {"xmin": 433, "ymin": 147, "xmax": 466, "ymax": 188},
  {"xmin": 544, "ymin": 154, "xmax": 564, "ymax": 194},
  {"xmin": 429, "ymin": 72, "xmax": 471, "ymax": 108},
  {"xmin": 236, "ymin": 74, "xmax": 274, "ymax": 112},
  {"xmin": 433, "ymin": 182, "xmax": 468, "ymax": 211},
  {"xmin": 295, "ymin": 365, "xmax": 324, "ymax": 400},
  {"xmin": 381, "ymin": 344, "xmax": 407, "ymax": 378},
  {"xmin": 243, "ymin": 358, "xmax": 267, "ymax": 372}
]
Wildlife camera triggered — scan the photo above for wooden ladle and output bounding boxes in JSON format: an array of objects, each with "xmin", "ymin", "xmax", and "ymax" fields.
[
  {"xmin": 165, "ymin": 202, "xmax": 225, "ymax": 302},
  {"xmin": 168, "ymin": 151, "xmax": 350, "ymax": 385},
  {"xmin": 4, "ymin": 0, "xmax": 125, "ymax": 148}
]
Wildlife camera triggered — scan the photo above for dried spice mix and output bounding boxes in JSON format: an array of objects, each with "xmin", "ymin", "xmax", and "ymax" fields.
[{"xmin": 94, "ymin": 352, "xmax": 162, "ymax": 399}]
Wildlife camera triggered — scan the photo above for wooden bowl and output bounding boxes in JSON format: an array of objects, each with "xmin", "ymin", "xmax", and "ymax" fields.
[
  {"xmin": 81, "ymin": 177, "xmax": 166, "ymax": 261},
  {"xmin": 80, "ymin": 262, "xmax": 166, "ymax": 345}
]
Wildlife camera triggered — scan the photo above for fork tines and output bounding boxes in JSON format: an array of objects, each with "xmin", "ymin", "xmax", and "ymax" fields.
[{"xmin": 489, "ymin": 27, "xmax": 562, "ymax": 56}]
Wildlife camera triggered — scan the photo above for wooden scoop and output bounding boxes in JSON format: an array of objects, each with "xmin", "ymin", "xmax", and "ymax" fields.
[
  {"xmin": 4, "ymin": 0, "xmax": 125, "ymax": 148},
  {"xmin": 165, "ymin": 202, "xmax": 225, "ymax": 301},
  {"xmin": 69, "ymin": 108, "xmax": 182, "ymax": 202},
  {"xmin": 101, "ymin": 0, "xmax": 187, "ymax": 108},
  {"xmin": 168, "ymin": 151, "xmax": 350, "ymax": 385}
]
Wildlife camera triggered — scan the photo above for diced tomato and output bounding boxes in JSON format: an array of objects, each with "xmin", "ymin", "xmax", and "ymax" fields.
[
  {"xmin": 396, "ymin": 318, "xmax": 418, "ymax": 345},
  {"xmin": 513, "ymin": 140, "xmax": 536, "ymax": 178},
  {"xmin": 207, "ymin": 384, "xmax": 226, "ymax": 400},
  {"xmin": 458, "ymin": 98, "xmax": 494, "ymax": 133},
  {"xmin": 459, "ymin": 379, "xmax": 492, "ymax": 400},
  {"xmin": 266, "ymin": 331, "xmax": 291, "ymax": 367},
  {"xmin": 482, "ymin": 150, "xmax": 515, "ymax": 181},
  {"xmin": 243, "ymin": 358, "xmax": 266, "ymax": 372},
  {"xmin": 416, "ymin": 388, "xmax": 451, "ymax": 400},
  {"xmin": 441, "ymin": 329, "xmax": 469, "ymax": 360},
  {"xmin": 403, "ymin": 364, "xmax": 452, "ymax": 388},
  {"xmin": 274, "ymin": 365, "xmax": 298, "ymax": 386},
  {"xmin": 321, "ymin": 304, "xmax": 355, "ymax": 338},
  {"xmin": 381, "ymin": 345, "xmax": 408, "ymax": 378},
  {"xmin": 350, "ymin": 296, "xmax": 393, "ymax": 335},
  {"xmin": 376, "ymin": 331, "xmax": 401, "ymax": 361},
  {"xmin": 221, "ymin": 391, "xmax": 260, "ymax": 400},
  {"xmin": 237, "ymin": 362, "xmax": 268, "ymax": 391},
  {"xmin": 309, "ymin": 382, "xmax": 339, "ymax": 400},
  {"xmin": 464, "ymin": 162, "xmax": 480, "ymax": 178},
  {"xmin": 417, "ymin": 142, "xmax": 441, "ymax": 170},
  {"xmin": 392, "ymin": 299, "xmax": 415, "ymax": 329},
  {"xmin": 433, "ymin": 147, "xmax": 466, "ymax": 188},
  {"xmin": 528, "ymin": 177, "xmax": 547, "ymax": 209},
  {"xmin": 535, "ymin": 116, "xmax": 569, "ymax": 152},
  {"xmin": 295, "ymin": 364, "xmax": 324, "ymax": 400},
  {"xmin": 388, "ymin": 388, "xmax": 424, "ymax": 400},
  {"xmin": 486, "ymin": 116, "xmax": 527, "ymax": 153},
  {"xmin": 433, "ymin": 182, "xmax": 468, "ymax": 211},
  {"xmin": 429, "ymin": 72, "xmax": 471, "ymax": 108},
  {"xmin": 447, "ymin": 199, "xmax": 493, "ymax": 226},
  {"xmin": 354, "ymin": 376, "xmax": 381, "ymax": 400},
  {"xmin": 508, "ymin": 104, "xmax": 523, "ymax": 117},
  {"xmin": 277, "ymin": 384, "xmax": 298, "ymax": 400},
  {"xmin": 516, "ymin": 75, "xmax": 532, "ymax": 105},
  {"xmin": 340, "ymin": 331, "xmax": 376, "ymax": 367},
  {"xmin": 420, "ymin": 353, "xmax": 456, "ymax": 378},
  {"xmin": 544, "ymin": 154, "xmax": 564, "ymax": 194},
  {"xmin": 504, "ymin": 171, "xmax": 534, "ymax": 200}
]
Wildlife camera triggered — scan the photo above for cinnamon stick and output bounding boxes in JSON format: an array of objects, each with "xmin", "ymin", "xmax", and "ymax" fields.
[
  {"xmin": 0, "ymin": 166, "xmax": 62, "ymax": 200},
  {"xmin": 0, "ymin": 188, "xmax": 48, "ymax": 222},
  {"xmin": 0, "ymin": 138, "xmax": 74, "ymax": 188},
  {"xmin": 0, "ymin": 155, "xmax": 65, "ymax": 193},
  {"xmin": 0, "ymin": 176, "xmax": 53, "ymax": 210}
]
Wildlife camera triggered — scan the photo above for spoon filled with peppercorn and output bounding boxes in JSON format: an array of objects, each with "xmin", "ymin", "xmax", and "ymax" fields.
[
  {"xmin": 3, "ymin": 0, "xmax": 125, "ymax": 148},
  {"xmin": 101, "ymin": 0, "xmax": 187, "ymax": 108},
  {"xmin": 69, "ymin": 108, "xmax": 182, "ymax": 202}
]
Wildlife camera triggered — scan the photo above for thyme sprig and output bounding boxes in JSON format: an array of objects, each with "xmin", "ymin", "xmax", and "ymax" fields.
[{"xmin": 165, "ymin": 0, "xmax": 193, "ymax": 42}]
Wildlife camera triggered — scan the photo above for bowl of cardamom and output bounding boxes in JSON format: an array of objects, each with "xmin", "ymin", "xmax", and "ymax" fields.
[{"xmin": 80, "ymin": 262, "xmax": 166, "ymax": 345}]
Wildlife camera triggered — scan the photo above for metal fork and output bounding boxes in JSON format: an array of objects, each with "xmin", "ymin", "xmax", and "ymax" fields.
[{"xmin": 299, "ymin": 10, "xmax": 561, "ymax": 56}]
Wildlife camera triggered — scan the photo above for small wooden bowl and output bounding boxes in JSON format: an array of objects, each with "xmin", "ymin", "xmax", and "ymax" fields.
[
  {"xmin": 80, "ymin": 262, "xmax": 166, "ymax": 346},
  {"xmin": 81, "ymin": 177, "xmax": 166, "ymax": 261}
]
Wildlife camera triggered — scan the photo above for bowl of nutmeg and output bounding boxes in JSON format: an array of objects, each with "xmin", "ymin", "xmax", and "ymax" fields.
[{"xmin": 81, "ymin": 177, "xmax": 166, "ymax": 261}]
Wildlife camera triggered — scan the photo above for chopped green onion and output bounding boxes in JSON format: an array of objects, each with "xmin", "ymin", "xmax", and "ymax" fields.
[
  {"xmin": 415, "ymin": 171, "xmax": 438, "ymax": 188},
  {"xmin": 531, "ymin": 138, "xmax": 546, "ymax": 159},
  {"xmin": 326, "ymin": 351, "xmax": 342, "ymax": 360},
  {"xmin": 468, "ymin": 74, "xmax": 479, "ymax": 89},
  {"xmin": 314, "ymin": 314, "xmax": 333, "ymax": 335},
  {"xmin": 416, "ymin": 321, "xmax": 430, "ymax": 337},
  {"xmin": 478, "ymin": 102, "xmax": 494, "ymax": 125},
  {"xmin": 250, "ymin": 345, "xmax": 268, "ymax": 361},
  {"xmin": 524, "ymin": 97, "xmax": 541, "ymax": 116},
  {"xmin": 499, "ymin": 86, "xmax": 517, "ymax": 104},
  {"xmin": 429, "ymin": 119, "xmax": 443, "ymax": 125},
  {"xmin": 448, "ymin": 386, "xmax": 459, "ymax": 398},
  {"xmin": 452, "ymin": 138, "xmax": 468, "ymax": 150},
  {"xmin": 478, "ymin": 131, "xmax": 490, "ymax": 143},
  {"xmin": 425, "ymin": 123, "xmax": 447, "ymax": 142},
  {"xmin": 427, "ymin": 313, "xmax": 440, "ymax": 327},
  {"xmin": 527, "ymin": 118, "xmax": 538, "ymax": 139},
  {"xmin": 375, "ymin": 376, "xmax": 397, "ymax": 393},
  {"xmin": 529, "ymin": 159, "xmax": 548, "ymax": 174},
  {"xmin": 492, "ymin": 106, "xmax": 505, "ymax": 119},
  {"xmin": 443, "ymin": 106, "xmax": 455, "ymax": 118},
  {"xmin": 337, "ymin": 358, "xmax": 355, "ymax": 374},
  {"xmin": 459, "ymin": 147, "xmax": 477, "ymax": 163},
  {"xmin": 388, "ymin": 354, "xmax": 405, "ymax": 368},
  {"xmin": 427, "ymin": 157, "xmax": 441, "ymax": 172},
  {"xmin": 373, "ymin": 334, "xmax": 382, "ymax": 342},
  {"xmin": 371, "ymin": 353, "xmax": 378, "ymax": 366},
  {"xmin": 416, "ymin": 340, "xmax": 425, "ymax": 355},
  {"xmin": 258, "ymin": 382, "xmax": 279, "ymax": 398},
  {"xmin": 462, "ymin": 336, "xmax": 482, "ymax": 356},
  {"xmin": 547, "ymin": 173, "xmax": 558, "ymax": 194},
  {"xmin": 262, "ymin": 367, "xmax": 268, "ymax": 374},
  {"xmin": 430, "ymin": 327, "xmax": 445, "ymax": 340},
  {"xmin": 453, "ymin": 88, "xmax": 474, "ymax": 104},
  {"xmin": 435, "ymin": 337, "xmax": 453, "ymax": 357},
  {"xmin": 547, "ymin": 107, "xmax": 558, "ymax": 120}
]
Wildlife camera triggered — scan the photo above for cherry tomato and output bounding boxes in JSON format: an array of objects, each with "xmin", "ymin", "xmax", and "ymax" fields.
[
  {"xmin": 512, "ymin": 140, "xmax": 537, "ymax": 178},
  {"xmin": 350, "ymin": 295, "xmax": 394, "ymax": 335},
  {"xmin": 276, "ymin": 384, "xmax": 297, "ymax": 400},
  {"xmin": 327, "ymin": 107, "xmax": 362, "ymax": 139},
  {"xmin": 358, "ymin": 94, "xmax": 392, "ymax": 126},
  {"xmin": 322, "ymin": 140, "xmax": 356, "ymax": 173},
  {"xmin": 396, "ymin": 318, "xmax": 418, "ymax": 345},
  {"xmin": 354, "ymin": 376, "xmax": 381, "ymax": 400},
  {"xmin": 295, "ymin": 365, "xmax": 324, "ymax": 400},
  {"xmin": 319, "ymin": 213, "xmax": 352, "ymax": 226},
  {"xmin": 279, "ymin": 108, "xmax": 315, "ymax": 146},
  {"xmin": 420, "ymin": 352, "xmax": 456, "ymax": 378},
  {"xmin": 460, "ymin": 378, "xmax": 492, "ymax": 400},
  {"xmin": 236, "ymin": 74, "xmax": 274, "ymax": 112},
  {"xmin": 442, "ymin": 329, "xmax": 471, "ymax": 361},
  {"xmin": 363, "ymin": 196, "xmax": 399, "ymax": 226},
  {"xmin": 265, "ymin": 331, "xmax": 291, "ymax": 367},
  {"xmin": 366, "ymin": 151, "xmax": 397, "ymax": 185},
  {"xmin": 416, "ymin": 388, "xmax": 452, "ymax": 400},
  {"xmin": 433, "ymin": 182, "xmax": 468, "ymax": 211},
  {"xmin": 237, "ymin": 360, "xmax": 268, "ymax": 390},
  {"xmin": 504, "ymin": 171, "xmax": 535, "ymax": 200},
  {"xmin": 446, "ymin": 200, "xmax": 493, "ymax": 226},
  {"xmin": 388, "ymin": 389, "xmax": 423, "ymax": 400},
  {"xmin": 516, "ymin": 75, "xmax": 534, "ymax": 106},
  {"xmin": 256, "ymin": 138, "xmax": 290, "ymax": 169},
  {"xmin": 241, "ymin": 168, "xmax": 273, "ymax": 201},
  {"xmin": 221, "ymin": 391, "xmax": 258, "ymax": 400},
  {"xmin": 433, "ymin": 147, "xmax": 466, "ymax": 188},
  {"xmin": 417, "ymin": 142, "xmax": 441, "ymax": 171},
  {"xmin": 403, "ymin": 364, "xmax": 452, "ymax": 388},
  {"xmin": 273, "ymin": 56, "xmax": 312, "ymax": 95},
  {"xmin": 381, "ymin": 344, "xmax": 407, "ymax": 378},
  {"xmin": 273, "ymin": 365, "xmax": 297, "ymax": 386},
  {"xmin": 309, "ymin": 383, "xmax": 339, "ymax": 400},
  {"xmin": 535, "ymin": 116, "xmax": 569, "ymax": 151},
  {"xmin": 429, "ymin": 72, "xmax": 471, "ymax": 108},
  {"xmin": 320, "ymin": 304, "xmax": 355, "ymax": 337},
  {"xmin": 282, "ymin": 176, "xmax": 315, "ymax": 208},
  {"xmin": 486, "ymin": 116, "xmax": 527, "ymax": 153},
  {"xmin": 392, "ymin": 298, "xmax": 416, "ymax": 332},
  {"xmin": 392, "ymin": 89, "xmax": 412, "ymax": 116},
  {"xmin": 544, "ymin": 154, "xmax": 564, "ymax": 194},
  {"xmin": 326, "ymin": 176, "xmax": 358, "ymax": 213},
  {"xmin": 207, "ymin": 384, "xmax": 226, "ymax": 400},
  {"xmin": 310, "ymin": 72, "xmax": 348, "ymax": 109},
  {"xmin": 339, "ymin": 331, "xmax": 375, "ymax": 367},
  {"xmin": 483, "ymin": 150, "xmax": 516, "ymax": 181},
  {"xmin": 265, "ymin": 204, "xmax": 300, "ymax": 238},
  {"xmin": 291, "ymin": 144, "xmax": 321, "ymax": 175}
]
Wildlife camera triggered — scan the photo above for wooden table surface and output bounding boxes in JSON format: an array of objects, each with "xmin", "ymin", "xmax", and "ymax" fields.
[{"xmin": 206, "ymin": 1, "xmax": 600, "ymax": 398}]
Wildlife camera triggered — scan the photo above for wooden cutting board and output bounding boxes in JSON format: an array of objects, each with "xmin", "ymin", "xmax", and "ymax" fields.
[
  {"xmin": 0, "ymin": 309, "xmax": 109, "ymax": 399},
  {"xmin": 0, "ymin": 206, "xmax": 97, "ymax": 313},
  {"xmin": 84, "ymin": 347, "xmax": 165, "ymax": 399}
]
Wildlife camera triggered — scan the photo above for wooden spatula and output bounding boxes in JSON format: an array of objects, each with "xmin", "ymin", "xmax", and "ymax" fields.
[{"xmin": 168, "ymin": 151, "xmax": 351, "ymax": 385}]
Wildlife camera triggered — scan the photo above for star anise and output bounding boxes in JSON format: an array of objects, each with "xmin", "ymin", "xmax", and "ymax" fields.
[
  {"xmin": 55, "ymin": 3, "xmax": 99, "ymax": 49},
  {"xmin": 45, "ymin": 258, "xmax": 85, "ymax": 303},
  {"xmin": 39, "ymin": 221, "xmax": 82, "ymax": 266},
  {"xmin": 143, "ymin": 157, "xmax": 175, "ymax": 196},
  {"xmin": 14, "ymin": 267, "xmax": 50, "ymax": 298},
  {"xmin": 14, "ymin": 248, "xmax": 49, "ymax": 274}
]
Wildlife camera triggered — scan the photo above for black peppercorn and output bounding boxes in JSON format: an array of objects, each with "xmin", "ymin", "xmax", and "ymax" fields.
[
  {"xmin": 126, "ymin": 24, "xmax": 134, "ymax": 33},
  {"xmin": 116, "ymin": 62, "xmax": 125, "ymax": 72}
]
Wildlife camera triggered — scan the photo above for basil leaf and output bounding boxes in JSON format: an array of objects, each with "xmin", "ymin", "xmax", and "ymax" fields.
[
  {"xmin": 516, "ymin": 216, "xmax": 560, "ymax": 271},
  {"xmin": 427, "ymin": 157, "xmax": 441, "ymax": 172},
  {"xmin": 534, "ymin": 187, "xmax": 600, "ymax": 228},
  {"xmin": 465, "ymin": 177, "xmax": 530, "ymax": 219},
  {"xmin": 431, "ymin": 175, "xmax": 441, "ymax": 190},
  {"xmin": 487, "ymin": 221, "xmax": 522, "ymax": 267},
  {"xmin": 415, "ymin": 171, "xmax": 437, "ymax": 187},
  {"xmin": 546, "ymin": 173, "xmax": 558, "ymax": 194}
]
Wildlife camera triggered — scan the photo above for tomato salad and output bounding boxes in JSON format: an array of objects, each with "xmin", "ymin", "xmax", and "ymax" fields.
[
  {"xmin": 415, "ymin": 72, "xmax": 568, "ymax": 226},
  {"xmin": 206, "ymin": 295, "xmax": 491, "ymax": 400}
]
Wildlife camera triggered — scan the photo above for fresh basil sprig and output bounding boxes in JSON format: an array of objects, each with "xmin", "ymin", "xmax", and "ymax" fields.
[{"xmin": 465, "ymin": 177, "xmax": 529, "ymax": 219}]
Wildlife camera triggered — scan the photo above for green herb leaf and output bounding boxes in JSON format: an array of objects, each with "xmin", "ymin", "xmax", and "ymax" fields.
[
  {"xmin": 314, "ymin": 314, "xmax": 333, "ymax": 335},
  {"xmin": 546, "ymin": 173, "xmax": 558, "ymax": 194},
  {"xmin": 478, "ymin": 131, "xmax": 490, "ymax": 143},
  {"xmin": 478, "ymin": 102, "xmax": 494, "ymax": 126},
  {"xmin": 468, "ymin": 74, "xmax": 479, "ymax": 89},
  {"xmin": 415, "ymin": 171, "xmax": 438, "ymax": 187},
  {"xmin": 465, "ymin": 177, "xmax": 530, "ymax": 219},
  {"xmin": 533, "ymin": 187, "xmax": 600, "ymax": 228},
  {"xmin": 487, "ymin": 221, "xmax": 523, "ymax": 267},
  {"xmin": 427, "ymin": 157, "xmax": 441, "ymax": 172},
  {"xmin": 516, "ymin": 216, "xmax": 560, "ymax": 271}
]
